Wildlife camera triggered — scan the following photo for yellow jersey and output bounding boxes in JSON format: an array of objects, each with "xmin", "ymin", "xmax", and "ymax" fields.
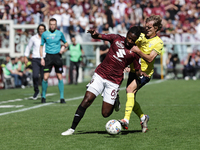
[{"xmin": 130, "ymin": 33, "xmax": 163, "ymax": 77}]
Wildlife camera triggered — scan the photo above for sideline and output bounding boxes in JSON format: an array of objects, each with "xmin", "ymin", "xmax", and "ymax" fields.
[{"xmin": 0, "ymin": 80, "xmax": 165, "ymax": 116}]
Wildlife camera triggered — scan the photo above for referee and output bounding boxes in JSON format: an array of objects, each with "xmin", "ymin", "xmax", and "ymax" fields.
[
  {"xmin": 40, "ymin": 18, "xmax": 68, "ymax": 103},
  {"xmin": 24, "ymin": 24, "xmax": 46, "ymax": 100}
]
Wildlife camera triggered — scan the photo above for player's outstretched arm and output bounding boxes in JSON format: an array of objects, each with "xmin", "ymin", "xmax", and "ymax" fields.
[
  {"xmin": 131, "ymin": 46, "xmax": 158, "ymax": 63},
  {"xmin": 87, "ymin": 29, "xmax": 102, "ymax": 39}
]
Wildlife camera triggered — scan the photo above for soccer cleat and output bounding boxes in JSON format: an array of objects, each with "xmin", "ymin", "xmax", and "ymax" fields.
[
  {"xmin": 118, "ymin": 119, "xmax": 129, "ymax": 130},
  {"xmin": 33, "ymin": 91, "xmax": 39, "ymax": 100},
  {"xmin": 114, "ymin": 94, "xmax": 120, "ymax": 112},
  {"xmin": 61, "ymin": 128, "xmax": 75, "ymax": 136},
  {"xmin": 60, "ymin": 99, "xmax": 66, "ymax": 104},
  {"xmin": 140, "ymin": 115, "xmax": 149, "ymax": 133},
  {"xmin": 41, "ymin": 97, "xmax": 46, "ymax": 103}
]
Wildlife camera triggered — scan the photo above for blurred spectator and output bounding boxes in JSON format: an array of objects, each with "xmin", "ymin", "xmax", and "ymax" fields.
[
  {"xmin": 95, "ymin": 12, "xmax": 103, "ymax": 33},
  {"xmin": 124, "ymin": 1, "xmax": 134, "ymax": 29},
  {"xmin": 0, "ymin": 9, "xmax": 6, "ymax": 20},
  {"xmin": 78, "ymin": 12, "xmax": 89, "ymax": 33},
  {"xmin": 68, "ymin": 19, "xmax": 76, "ymax": 38},
  {"xmin": 82, "ymin": 0, "xmax": 91, "ymax": 16},
  {"xmin": 105, "ymin": 5, "xmax": 115, "ymax": 28},
  {"xmin": 18, "ymin": 0, "xmax": 28, "ymax": 11},
  {"xmin": 88, "ymin": 11, "xmax": 96, "ymax": 29},
  {"xmin": 68, "ymin": 36, "xmax": 84, "ymax": 85},
  {"xmin": 70, "ymin": 12, "xmax": 79, "ymax": 33},
  {"xmin": 165, "ymin": 3, "xmax": 179, "ymax": 23},
  {"xmin": 195, "ymin": 50, "xmax": 200, "ymax": 69},
  {"xmin": 151, "ymin": 2, "xmax": 165, "ymax": 18},
  {"xmin": 114, "ymin": 0, "xmax": 127, "ymax": 18},
  {"xmin": 26, "ymin": 3, "xmax": 34, "ymax": 23},
  {"xmin": 17, "ymin": 5, "xmax": 27, "ymax": 24},
  {"xmin": 112, "ymin": 4, "xmax": 122, "ymax": 26},
  {"xmin": 62, "ymin": 10, "xmax": 71, "ymax": 35},
  {"xmin": 143, "ymin": 3, "xmax": 152, "ymax": 20},
  {"xmin": 166, "ymin": 20, "xmax": 175, "ymax": 34},
  {"xmin": 72, "ymin": 0, "xmax": 83, "ymax": 19},
  {"xmin": 61, "ymin": 0, "xmax": 70, "ymax": 10},
  {"xmin": 102, "ymin": 23, "xmax": 109, "ymax": 34},
  {"xmin": 116, "ymin": 22, "xmax": 127, "ymax": 35},
  {"xmin": 52, "ymin": 9, "xmax": 62, "ymax": 30},
  {"xmin": 165, "ymin": 52, "xmax": 179, "ymax": 79},
  {"xmin": 134, "ymin": 3, "xmax": 143, "ymax": 25},
  {"xmin": 100, "ymin": 40, "xmax": 109, "ymax": 63},
  {"xmin": 176, "ymin": 6, "xmax": 187, "ymax": 24},
  {"xmin": 183, "ymin": 53, "xmax": 197, "ymax": 80},
  {"xmin": 6, "ymin": 57, "xmax": 22, "ymax": 88}
]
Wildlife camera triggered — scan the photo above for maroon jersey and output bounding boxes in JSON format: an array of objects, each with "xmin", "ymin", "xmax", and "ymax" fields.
[{"xmin": 95, "ymin": 34, "xmax": 140, "ymax": 85}]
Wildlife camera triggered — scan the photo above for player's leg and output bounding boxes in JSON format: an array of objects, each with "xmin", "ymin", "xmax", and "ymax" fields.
[
  {"xmin": 119, "ymin": 72, "xmax": 138, "ymax": 130},
  {"xmin": 72, "ymin": 91, "xmax": 96, "ymax": 129},
  {"xmin": 32, "ymin": 58, "xmax": 40, "ymax": 99},
  {"xmin": 62, "ymin": 73, "xmax": 103, "ymax": 135},
  {"xmin": 41, "ymin": 54, "xmax": 52, "ymax": 103},
  {"xmin": 54, "ymin": 53, "xmax": 65, "ymax": 103},
  {"xmin": 41, "ymin": 72, "xmax": 50, "ymax": 102},
  {"xmin": 133, "ymin": 76, "xmax": 150, "ymax": 132},
  {"xmin": 101, "ymin": 79, "xmax": 119, "ymax": 117},
  {"xmin": 62, "ymin": 91, "xmax": 96, "ymax": 136},
  {"xmin": 56, "ymin": 73, "xmax": 65, "ymax": 103}
]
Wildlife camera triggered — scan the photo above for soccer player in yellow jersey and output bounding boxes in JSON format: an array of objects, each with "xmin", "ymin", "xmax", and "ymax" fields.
[{"xmin": 119, "ymin": 15, "xmax": 163, "ymax": 133}]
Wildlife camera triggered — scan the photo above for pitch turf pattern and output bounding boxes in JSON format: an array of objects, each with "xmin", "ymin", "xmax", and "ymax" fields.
[{"xmin": 0, "ymin": 79, "xmax": 200, "ymax": 150}]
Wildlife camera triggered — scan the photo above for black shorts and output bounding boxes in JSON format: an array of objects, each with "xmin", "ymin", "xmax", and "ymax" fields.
[
  {"xmin": 127, "ymin": 72, "xmax": 150, "ymax": 90},
  {"xmin": 44, "ymin": 53, "xmax": 63, "ymax": 73}
]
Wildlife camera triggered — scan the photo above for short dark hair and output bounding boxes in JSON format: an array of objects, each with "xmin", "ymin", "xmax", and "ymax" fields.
[
  {"xmin": 49, "ymin": 18, "xmax": 57, "ymax": 23},
  {"xmin": 127, "ymin": 26, "xmax": 143, "ymax": 38},
  {"xmin": 37, "ymin": 24, "xmax": 46, "ymax": 34}
]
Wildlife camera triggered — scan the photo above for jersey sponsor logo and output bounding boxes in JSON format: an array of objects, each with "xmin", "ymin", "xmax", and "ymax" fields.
[
  {"xmin": 116, "ymin": 49, "xmax": 126, "ymax": 58},
  {"xmin": 115, "ymin": 41, "xmax": 124, "ymax": 49}
]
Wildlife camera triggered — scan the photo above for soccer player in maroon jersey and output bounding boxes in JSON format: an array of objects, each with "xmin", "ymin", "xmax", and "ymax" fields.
[{"xmin": 61, "ymin": 26, "xmax": 146, "ymax": 135}]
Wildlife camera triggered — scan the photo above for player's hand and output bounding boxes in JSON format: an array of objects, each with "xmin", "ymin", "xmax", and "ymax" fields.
[
  {"xmin": 87, "ymin": 29, "xmax": 99, "ymax": 38},
  {"xmin": 140, "ymin": 71, "xmax": 149, "ymax": 78},
  {"xmin": 24, "ymin": 57, "xmax": 28, "ymax": 66},
  {"xmin": 123, "ymin": 67, "xmax": 130, "ymax": 73},
  {"xmin": 131, "ymin": 46, "xmax": 140, "ymax": 53},
  {"xmin": 60, "ymin": 45, "xmax": 66, "ymax": 54},
  {"xmin": 41, "ymin": 58, "xmax": 45, "ymax": 66}
]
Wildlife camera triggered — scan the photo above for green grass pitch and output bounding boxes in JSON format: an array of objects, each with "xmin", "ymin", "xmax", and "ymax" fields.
[{"xmin": 0, "ymin": 79, "xmax": 199, "ymax": 150}]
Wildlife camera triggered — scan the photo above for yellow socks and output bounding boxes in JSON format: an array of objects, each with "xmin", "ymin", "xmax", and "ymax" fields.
[
  {"xmin": 124, "ymin": 93, "xmax": 135, "ymax": 122},
  {"xmin": 133, "ymin": 101, "xmax": 144, "ymax": 119}
]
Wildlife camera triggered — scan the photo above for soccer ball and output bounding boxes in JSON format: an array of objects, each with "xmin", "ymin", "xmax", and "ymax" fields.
[{"xmin": 105, "ymin": 119, "xmax": 122, "ymax": 135}]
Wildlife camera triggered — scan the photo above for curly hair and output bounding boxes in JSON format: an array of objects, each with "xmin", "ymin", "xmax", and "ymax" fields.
[
  {"xmin": 127, "ymin": 26, "xmax": 142, "ymax": 38},
  {"xmin": 146, "ymin": 15, "xmax": 162, "ymax": 32}
]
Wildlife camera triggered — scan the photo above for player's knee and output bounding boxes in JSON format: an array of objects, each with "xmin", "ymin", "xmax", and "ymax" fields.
[
  {"xmin": 126, "ymin": 86, "xmax": 132, "ymax": 93},
  {"xmin": 102, "ymin": 110, "xmax": 111, "ymax": 118},
  {"xmin": 81, "ymin": 95, "xmax": 94, "ymax": 108}
]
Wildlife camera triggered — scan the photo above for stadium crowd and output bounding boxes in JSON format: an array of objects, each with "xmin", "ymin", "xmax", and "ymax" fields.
[
  {"xmin": 1, "ymin": 0, "xmax": 200, "ymax": 89},
  {"xmin": 0, "ymin": 0, "xmax": 200, "ymax": 36}
]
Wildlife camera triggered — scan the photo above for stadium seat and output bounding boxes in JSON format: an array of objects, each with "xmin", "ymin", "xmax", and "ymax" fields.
[{"xmin": 3, "ymin": 75, "xmax": 15, "ymax": 89}]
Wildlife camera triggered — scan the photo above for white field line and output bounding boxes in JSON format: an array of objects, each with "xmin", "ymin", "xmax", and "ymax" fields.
[
  {"xmin": 0, "ymin": 80, "xmax": 165, "ymax": 116},
  {"xmin": 0, "ymin": 93, "xmax": 57, "ymax": 104}
]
